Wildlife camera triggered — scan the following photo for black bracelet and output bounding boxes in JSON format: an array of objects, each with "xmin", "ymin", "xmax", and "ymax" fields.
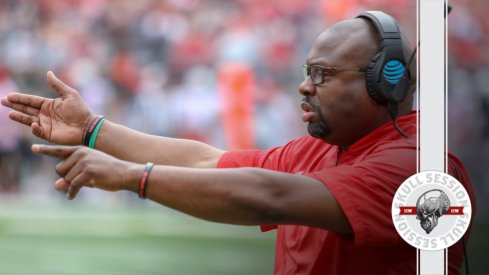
[{"xmin": 83, "ymin": 115, "xmax": 104, "ymax": 146}]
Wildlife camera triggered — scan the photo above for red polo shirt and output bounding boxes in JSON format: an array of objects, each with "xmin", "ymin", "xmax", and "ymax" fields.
[{"xmin": 217, "ymin": 112, "xmax": 475, "ymax": 275}]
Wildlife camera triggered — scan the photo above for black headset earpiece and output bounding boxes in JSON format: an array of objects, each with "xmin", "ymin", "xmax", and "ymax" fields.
[
  {"xmin": 365, "ymin": 52, "xmax": 385, "ymax": 104},
  {"xmin": 356, "ymin": 11, "xmax": 408, "ymax": 106}
]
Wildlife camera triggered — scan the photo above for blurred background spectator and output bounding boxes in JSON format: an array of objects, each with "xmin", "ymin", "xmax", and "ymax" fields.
[{"xmin": 0, "ymin": 0, "xmax": 419, "ymax": 198}]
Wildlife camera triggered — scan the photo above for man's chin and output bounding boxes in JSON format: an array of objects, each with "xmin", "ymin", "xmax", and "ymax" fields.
[{"xmin": 307, "ymin": 122, "xmax": 331, "ymax": 139}]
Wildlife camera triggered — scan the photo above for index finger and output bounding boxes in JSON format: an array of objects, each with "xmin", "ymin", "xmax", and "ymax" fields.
[
  {"xmin": 2, "ymin": 93, "xmax": 46, "ymax": 109},
  {"xmin": 32, "ymin": 144, "xmax": 79, "ymax": 159}
]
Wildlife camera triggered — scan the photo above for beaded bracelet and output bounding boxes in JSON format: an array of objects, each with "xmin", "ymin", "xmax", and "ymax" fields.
[{"xmin": 139, "ymin": 162, "xmax": 155, "ymax": 199}]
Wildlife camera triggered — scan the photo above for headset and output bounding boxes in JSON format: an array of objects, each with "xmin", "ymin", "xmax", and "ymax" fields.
[
  {"xmin": 357, "ymin": 11, "xmax": 410, "ymax": 106},
  {"xmin": 358, "ymin": 6, "xmax": 452, "ymax": 108},
  {"xmin": 356, "ymin": 11, "xmax": 413, "ymax": 138}
]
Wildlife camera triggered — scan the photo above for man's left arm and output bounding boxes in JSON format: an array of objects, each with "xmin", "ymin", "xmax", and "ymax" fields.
[{"xmin": 32, "ymin": 144, "xmax": 353, "ymax": 234}]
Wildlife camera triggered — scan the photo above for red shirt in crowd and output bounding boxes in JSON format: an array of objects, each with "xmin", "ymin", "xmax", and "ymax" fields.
[{"xmin": 217, "ymin": 112, "xmax": 476, "ymax": 275}]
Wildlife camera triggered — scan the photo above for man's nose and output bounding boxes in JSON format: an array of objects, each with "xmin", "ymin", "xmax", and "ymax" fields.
[{"xmin": 298, "ymin": 78, "xmax": 316, "ymax": 97}]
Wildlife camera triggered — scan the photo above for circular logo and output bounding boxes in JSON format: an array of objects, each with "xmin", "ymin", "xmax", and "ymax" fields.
[
  {"xmin": 383, "ymin": 59, "xmax": 405, "ymax": 84},
  {"xmin": 391, "ymin": 171, "xmax": 472, "ymax": 250}
]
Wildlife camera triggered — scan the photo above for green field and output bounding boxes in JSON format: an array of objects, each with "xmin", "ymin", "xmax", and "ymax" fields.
[
  {"xmin": 0, "ymin": 199, "xmax": 487, "ymax": 275},
  {"xmin": 0, "ymin": 200, "xmax": 275, "ymax": 275}
]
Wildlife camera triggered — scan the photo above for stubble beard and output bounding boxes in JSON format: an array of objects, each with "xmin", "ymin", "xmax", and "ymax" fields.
[{"xmin": 307, "ymin": 104, "xmax": 331, "ymax": 139}]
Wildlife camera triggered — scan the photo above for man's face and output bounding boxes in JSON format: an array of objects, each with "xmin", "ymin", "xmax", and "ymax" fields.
[{"xmin": 299, "ymin": 19, "xmax": 387, "ymax": 147}]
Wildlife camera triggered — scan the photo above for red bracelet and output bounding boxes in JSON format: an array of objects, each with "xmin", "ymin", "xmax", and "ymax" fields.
[{"xmin": 139, "ymin": 162, "xmax": 154, "ymax": 199}]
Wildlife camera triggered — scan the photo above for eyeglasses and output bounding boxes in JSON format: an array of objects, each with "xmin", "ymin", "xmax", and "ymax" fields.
[{"xmin": 303, "ymin": 64, "xmax": 366, "ymax": 85}]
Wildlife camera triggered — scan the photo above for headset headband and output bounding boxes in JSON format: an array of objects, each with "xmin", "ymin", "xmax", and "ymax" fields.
[{"xmin": 357, "ymin": 11, "xmax": 402, "ymax": 42}]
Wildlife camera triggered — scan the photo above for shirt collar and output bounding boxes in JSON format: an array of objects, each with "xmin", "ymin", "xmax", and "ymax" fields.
[{"xmin": 340, "ymin": 110, "xmax": 417, "ymax": 155}]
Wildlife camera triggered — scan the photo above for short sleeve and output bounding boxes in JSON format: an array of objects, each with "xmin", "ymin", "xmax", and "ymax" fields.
[
  {"xmin": 217, "ymin": 147, "xmax": 291, "ymax": 232},
  {"xmin": 307, "ymin": 145, "xmax": 416, "ymax": 246},
  {"xmin": 217, "ymin": 141, "xmax": 296, "ymax": 171},
  {"xmin": 217, "ymin": 150, "xmax": 264, "ymax": 168}
]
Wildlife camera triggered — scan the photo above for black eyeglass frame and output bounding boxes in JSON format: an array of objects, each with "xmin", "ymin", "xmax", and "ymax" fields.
[{"xmin": 303, "ymin": 64, "xmax": 366, "ymax": 85}]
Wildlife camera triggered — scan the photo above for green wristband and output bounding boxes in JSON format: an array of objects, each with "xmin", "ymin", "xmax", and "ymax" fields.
[{"xmin": 88, "ymin": 117, "xmax": 107, "ymax": 149}]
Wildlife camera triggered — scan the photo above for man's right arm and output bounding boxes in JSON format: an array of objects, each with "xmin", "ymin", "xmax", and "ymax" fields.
[{"xmin": 0, "ymin": 71, "xmax": 224, "ymax": 168}]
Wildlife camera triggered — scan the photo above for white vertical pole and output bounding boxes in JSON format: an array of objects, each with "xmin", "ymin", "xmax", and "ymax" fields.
[{"xmin": 418, "ymin": 0, "xmax": 447, "ymax": 274}]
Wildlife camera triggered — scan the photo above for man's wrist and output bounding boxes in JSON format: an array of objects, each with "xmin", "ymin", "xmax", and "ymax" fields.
[
  {"xmin": 81, "ymin": 114, "xmax": 98, "ymax": 144},
  {"xmin": 124, "ymin": 163, "xmax": 146, "ymax": 194},
  {"xmin": 81, "ymin": 114, "xmax": 100, "ymax": 145}
]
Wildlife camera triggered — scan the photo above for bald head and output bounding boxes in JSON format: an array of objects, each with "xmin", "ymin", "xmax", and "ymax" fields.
[
  {"xmin": 317, "ymin": 17, "xmax": 415, "ymax": 69},
  {"xmin": 310, "ymin": 18, "xmax": 381, "ymax": 69}
]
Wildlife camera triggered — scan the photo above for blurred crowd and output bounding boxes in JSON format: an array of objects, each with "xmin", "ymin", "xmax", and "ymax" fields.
[{"xmin": 0, "ymin": 0, "xmax": 486, "ymax": 211}]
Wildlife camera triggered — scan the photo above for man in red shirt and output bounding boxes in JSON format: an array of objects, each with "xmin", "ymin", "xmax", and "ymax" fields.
[{"xmin": 1, "ymin": 12, "xmax": 475, "ymax": 274}]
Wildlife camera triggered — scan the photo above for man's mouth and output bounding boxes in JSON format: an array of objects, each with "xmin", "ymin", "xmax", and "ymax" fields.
[{"xmin": 300, "ymin": 98, "xmax": 317, "ymax": 122}]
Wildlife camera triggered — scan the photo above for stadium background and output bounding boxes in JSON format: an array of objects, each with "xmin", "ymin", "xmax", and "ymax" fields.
[{"xmin": 0, "ymin": 0, "xmax": 487, "ymax": 274}]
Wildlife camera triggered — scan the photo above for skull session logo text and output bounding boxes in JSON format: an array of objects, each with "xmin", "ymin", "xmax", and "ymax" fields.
[{"xmin": 391, "ymin": 171, "xmax": 472, "ymax": 250}]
